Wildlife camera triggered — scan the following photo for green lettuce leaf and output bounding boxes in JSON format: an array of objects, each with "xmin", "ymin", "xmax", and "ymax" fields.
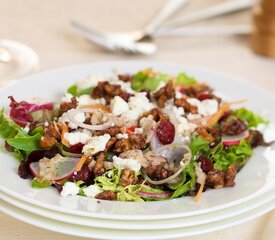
[
  {"xmin": 211, "ymin": 140, "xmax": 253, "ymax": 171},
  {"xmin": 67, "ymin": 84, "xmax": 94, "ymax": 97},
  {"xmin": 31, "ymin": 178, "xmax": 52, "ymax": 188},
  {"xmin": 233, "ymin": 108, "xmax": 269, "ymax": 128},
  {"xmin": 189, "ymin": 136, "xmax": 210, "ymax": 157},
  {"xmin": 0, "ymin": 109, "xmax": 27, "ymax": 139},
  {"xmin": 7, "ymin": 133, "xmax": 42, "ymax": 152},
  {"xmin": 169, "ymin": 163, "xmax": 196, "ymax": 199},
  {"xmin": 176, "ymin": 73, "xmax": 196, "ymax": 85},
  {"xmin": 131, "ymin": 70, "xmax": 169, "ymax": 91}
]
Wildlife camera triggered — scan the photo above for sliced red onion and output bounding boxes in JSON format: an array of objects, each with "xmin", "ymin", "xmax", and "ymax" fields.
[
  {"xmin": 222, "ymin": 130, "xmax": 250, "ymax": 146},
  {"xmin": 60, "ymin": 147, "xmax": 83, "ymax": 158},
  {"xmin": 137, "ymin": 190, "xmax": 172, "ymax": 199},
  {"xmin": 67, "ymin": 108, "xmax": 113, "ymax": 131},
  {"xmin": 144, "ymin": 145, "xmax": 192, "ymax": 185},
  {"xmin": 29, "ymin": 156, "xmax": 80, "ymax": 182},
  {"xmin": 150, "ymin": 130, "xmax": 162, "ymax": 151}
]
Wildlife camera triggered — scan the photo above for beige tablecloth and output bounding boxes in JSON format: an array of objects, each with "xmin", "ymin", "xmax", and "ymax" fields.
[{"xmin": 0, "ymin": 0, "xmax": 274, "ymax": 239}]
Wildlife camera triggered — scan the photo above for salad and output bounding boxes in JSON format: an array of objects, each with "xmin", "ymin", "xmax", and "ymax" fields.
[{"xmin": 0, "ymin": 69, "xmax": 271, "ymax": 202}]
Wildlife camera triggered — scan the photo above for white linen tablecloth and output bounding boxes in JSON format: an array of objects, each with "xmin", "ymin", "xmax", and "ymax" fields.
[{"xmin": 0, "ymin": 0, "xmax": 274, "ymax": 239}]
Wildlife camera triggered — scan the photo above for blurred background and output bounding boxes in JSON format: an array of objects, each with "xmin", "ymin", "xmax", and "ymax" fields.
[{"xmin": 0, "ymin": 0, "xmax": 274, "ymax": 85}]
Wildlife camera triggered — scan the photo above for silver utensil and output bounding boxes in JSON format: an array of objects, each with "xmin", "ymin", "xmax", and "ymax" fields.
[
  {"xmin": 161, "ymin": 0, "xmax": 255, "ymax": 30},
  {"xmin": 72, "ymin": 0, "xmax": 254, "ymax": 54},
  {"xmin": 156, "ymin": 25, "xmax": 251, "ymax": 37},
  {"xmin": 72, "ymin": 0, "xmax": 190, "ymax": 54}
]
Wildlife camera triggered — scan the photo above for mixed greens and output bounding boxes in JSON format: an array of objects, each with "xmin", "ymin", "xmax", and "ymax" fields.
[{"xmin": 0, "ymin": 69, "xmax": 270, "ymax": 202}]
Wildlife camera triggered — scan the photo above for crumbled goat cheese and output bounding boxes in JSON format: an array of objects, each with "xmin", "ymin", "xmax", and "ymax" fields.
[
  {"xmin": 58, "ymin": 109, "xmax": 86, "ymax": 129},
  {"xmin": 110, "ymin": 96, "xmax": 129, "ymax": 115},
  {"xmin": 64, "ymin": 130, "xmax": 92, "ymax": 146},
  {"xmin": 123, "ymin": 109, "xmax": 142, "ymax": 121},
  {"xmin": 113, "ymin": 156, "xmax": 141, "ymax": 172},
  {"xmin": 116, "ymin": 133, "xmax": 129, "ymax": 139},
  {"xmin": 83, "ymin": 185, "xmax": 102, "ymax": 198},
  {"xmin": 23, "ymin": 125, "xmax": 30, "ymax": 133},
  {"xmin": 198, "ymin": 99, "xmax": 218, "ymax": 116},
  {"xmin": 61, "ymin": 182, "xmax": 80, "ymax": 197},
  {"xmin": 187, "ymin": 98, "xmax": 218, "ymax": 116},
  {"xmin": 134, "ymin": 127, "xmax": 143, "ymax": 134},
  {"xmin": 175, "ymin": 90, "xmax": 184, "ymax": 99},
  {"xmin": 61, "ymin": 93, "xmax": 74, "ymax": 103},
  {"xmin": 195, "ymin": 163, "xmax": 207, "ymax": 185},
  {"xmin": 176, "ymin": 118, "xmax": 196, "ymax": 137},
  {"xmin": 128, "ymin": 92, "xmax": 154, "ymax": 113},
  {"xmin": 78, "ymin": 95, "xmax": 106, "ymax": 106},
  {"xmin": 82, "ymin": 134, "xmax": 111, "ymax": 156}
]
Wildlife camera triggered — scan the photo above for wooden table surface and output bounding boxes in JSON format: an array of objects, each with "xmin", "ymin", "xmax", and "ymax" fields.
[{"xmin": 0, "ymin": 0, "xmax": 274, "ymax": 239}]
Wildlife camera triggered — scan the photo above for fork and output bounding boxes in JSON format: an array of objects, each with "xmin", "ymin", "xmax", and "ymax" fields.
[
  {"xmin": 72, "ymin": 0, "xmax": 255, "ymax": 54},
  {"xmin": 72, "ymin": 0, "xmax": 190, "ymax": 54}
]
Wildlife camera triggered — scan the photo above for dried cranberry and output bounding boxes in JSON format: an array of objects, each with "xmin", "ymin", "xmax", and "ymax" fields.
[
  {"xmin": 197, "ymin": 91, "xmax": 212, "ymax": 101},
  {"xmin": 69, "ymin": 164, "xmax": 93, "ymax": 185},
  {"xmin": 18, "ymin": 147, "xmax": 59, "ymax": 179},
  {"xmin": 198, "ymin": 155, "xmax": 214, "ymax": 173},
  {"xmin": 219, "ymin": 110, "xmax": 233, "ymax": 122},
  {"xmin": 69, "ymin": 143, "xmax": 84, "ymax": 154},
  {"xmin": 119, "ymin": 92, "xmax": 133, "ymax": 102},
  {"xmin": 54, "ymin": 182, "xmax": 63, "ymax": 193},
  {"xmin": 156, "ymin": 120, "xmax": 175, "ymax": 145}
]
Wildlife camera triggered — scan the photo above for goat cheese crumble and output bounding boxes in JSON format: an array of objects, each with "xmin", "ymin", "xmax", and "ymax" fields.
[
  {"xmin": 61, "ymin": 182, "xmax": 80, "ymax": 197},
  {"xmin": 82, "ymin": 134, "xmax": 111, "ymax": 155},
  {"xmin": 113, "ymin": 156, "xmax": 141, "ymax": 172}
]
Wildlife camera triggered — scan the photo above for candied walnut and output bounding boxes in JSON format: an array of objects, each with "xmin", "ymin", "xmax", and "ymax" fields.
[
  {"xmin": 57, "ymin": 97, "xmax": 78, "ymax": 117},
  {"xmin": 104, "ymin": 136, "xmax": 117, "ymax": 152},
  {"xmin": 129, "ymin": 133, "xmax": 147, "ymax": 150},
  {"xmin": 139, "ymin": 108, "xmax": 169, "ymax": 122},
  {"xmin": 221, "ymin": 117, "xmax": 247, "ymax": 136},
  {"xmin": 145, "ymin": 165, "xmax": 172, "ymax": 181},
  {"xmin": 154, "ymin": 80, "xmax": 175, "ymax": 108},
  {"xmin": 114, "ymin": 138, "xmax": 131, "ymax": 153},
  {"xmin": 249, "ymin": 130, "xmax": 273, "ymax": 148},
  {"xmin": 120, "ymin": 169, "xmax": 135, "ymax": 187},
  {"xmin": 225, "ymin": 164, "xmax": 236, "ymax": 187},
  {"xmin": 95, "ymin": 190, "xmax": 116, "ymax": 201},
  {"xmin": 93, "ymin": 152, "xmax": 106, "ymax": 176},
  {"xmin": 94, "ymin": 126, "xmax": 122, "ymax": 137},
  {"xmin": 44, "ymin": 122, "xmax": 61, "ymax": 141},
  {"xmin": 206, "ymin": 169, "xmax": 225, "ymax": 189},
  {"xmin": 181, "ymin": 84, "xmax": 212, "ymax": 98},
  {"xmin": 40, "ymin": 122, "xmax": 62, "ymax": 149},
  {"xmin": 91, "ymin": 81, "xmax": 126, "ymax": 103},
  {"xmin": 196, "ymin": 126, "xmax": 221, "ymax": 143},
  {"xmin": 174, "ymin": 98, "xmax": 198, "ymax": 114},
  {"xmin": 118, "ymin": 74, "xmax": 132, "ymax": 82},
  {"xmin": 40, "ymin": 136, "xmax": 56, "ymax": 149}
]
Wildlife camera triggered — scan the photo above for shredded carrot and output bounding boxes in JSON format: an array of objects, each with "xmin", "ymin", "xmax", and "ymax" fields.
[
  {"xmin": 205, "ymin": 99, "xmax": 248, "ymax": 127},
  {"xmin": 80, "ymin": 104, "xmax": 111, "ymax": 113},
  {"xmin": 205, "ymin": 103, "xmax": 230, "ymax": 127},
  {"xmin": 60, "ymin": 123, "xmax": 70, "ymax": 148},
  {"xmin": 194, "ymin": 182, "xmax": 205, "ymax": 203},
  {"xmin": 76, "ymin": 155, "xmax": 88, "ymax": 172},
  {"xmin": 196, "ymin": 126, "xmax": 214, "ymax": 142},
  {"xmin": 228, "ymin": 99, "xmax": 248, "ymax": 106},
  {"xmin": 174, "ymin": 82, "xmax": 206, "ymax": 88},
  {"xmin": 142, "ymin": 69, "xmax": 156, "ymax": 75}
]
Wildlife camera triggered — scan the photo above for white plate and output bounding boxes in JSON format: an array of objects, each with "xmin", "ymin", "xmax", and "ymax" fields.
[
  {"xmin": 1, "ymin": 198, "xmax": 274, "ymax": 240},
  {"xmin": 0, "ymin": 61, "xmax": 275, "ymax": 220},
  {"xmin": 0, "ymin": 189, "xmax": 274, "ymax": 230}
]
